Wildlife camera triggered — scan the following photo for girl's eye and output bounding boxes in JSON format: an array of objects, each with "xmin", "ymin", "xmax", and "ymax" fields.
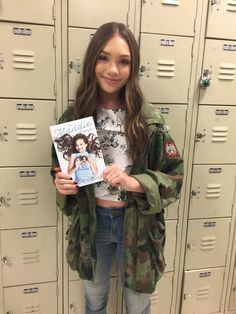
[
  {"xmin": 97, "ymin": 54, "xmax": 109, "ymax": 62},
  {"xmin": 119, "ymin": 58, "xmax": 131, "ymax": 66}
]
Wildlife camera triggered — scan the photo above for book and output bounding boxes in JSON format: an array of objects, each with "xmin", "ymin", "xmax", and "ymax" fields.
[{"xmin": 50, "ymin": 116, "xmax": 106, "ymax": 187}]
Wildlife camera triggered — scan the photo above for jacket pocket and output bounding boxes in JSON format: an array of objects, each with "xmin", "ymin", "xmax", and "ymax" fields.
[{"xmin": 148, "ymin": 220, "xmax": 166, "ymax": 279}]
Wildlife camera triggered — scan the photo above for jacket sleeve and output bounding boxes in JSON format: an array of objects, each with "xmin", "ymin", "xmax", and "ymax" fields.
[{"xmin": 131, "ymin": 118, "xmax": 184, "ymax": 215}]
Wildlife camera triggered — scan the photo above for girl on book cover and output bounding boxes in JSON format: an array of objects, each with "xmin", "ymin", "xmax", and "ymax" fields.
[{"xmin": 54, "ymin": 133, "xmax": 101, "ymax": 184}]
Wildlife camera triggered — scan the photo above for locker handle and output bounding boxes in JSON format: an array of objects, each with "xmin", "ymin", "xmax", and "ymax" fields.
[
  {"xmin": 69, "ymin": 302, "xmax": 79, "ymax": 312},
  {"xmin": 2, "ymin": 256, "xmax": 13, "ymax": 266},
  {"xmin": 210, "ymin": 0, "xmax": 221, "ymax": 5}
]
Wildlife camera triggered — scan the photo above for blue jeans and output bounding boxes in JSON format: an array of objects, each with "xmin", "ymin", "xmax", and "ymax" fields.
[{"xmin": 84, "ymin": 206, "xmax": 151, "ymax": 314}]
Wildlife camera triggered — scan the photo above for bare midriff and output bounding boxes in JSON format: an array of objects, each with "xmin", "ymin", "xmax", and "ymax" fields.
[{"xmin": 95, "ymin": 198, "xmax": 127, "ymax": 208}]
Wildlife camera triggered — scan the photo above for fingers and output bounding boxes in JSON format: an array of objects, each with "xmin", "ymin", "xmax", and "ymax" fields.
[
  {"xmin": 103, "ymin": 165, "xmax": 124, "ymax": 188},
  {"xmin": 54, "ymin": 171, "xmax": 78, "ymax": 195}
]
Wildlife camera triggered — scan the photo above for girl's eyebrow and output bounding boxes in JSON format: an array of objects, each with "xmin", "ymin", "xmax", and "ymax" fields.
[{"xmin": 100, "ymin": 50, "xmax": 131, "ymax": 58}]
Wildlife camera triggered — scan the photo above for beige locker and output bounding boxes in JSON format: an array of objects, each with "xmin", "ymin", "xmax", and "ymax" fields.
[
  {"xmin": 165, "ymin": 220, "xmax": 177, "ymax": 272},
  {"xmin": 140, "ymin": 34, "xmax": 193, "ymax": 103},
  {"xmin": 0, "ymin": 99, "xmax": 56, "ymax": 166},
  {"xmin": 0, "ymin": 0, "xmax": 55, "ymax": 25},
  {"xmin": 0, "ymin": 167, "xmax": 56, "ymax": 230},
  {"xmin": 206, "ymin": 0, "xmax": 236, "ymax": 40},
  {"xmin": 68, "ymin": 0, "xmax": 130, "ymax": 28},
  {"xmin": 199, "ymin": 39, "xmax": 236, "ymax": 105},
  {"xmin": 151, "ymin": 271, "xmax": 173, "ymax": 314},
  {"xmin": 141, "ymin": 0, "xmax": 197, "ymax": 37},
  {"xmin": 181, "ymin": 267, "xmax": 225, "ymax": 314},
  {"xmin": 194, "ymin": 106, "xmax": 236, "ymax": 164},
  {"xmin": 0, "ymin": 22, "xmax": 55, "ymax": 99},
  {"xmin": 1, "ymin": 226, "xmax": 57, "ymax": 286},
  {"xmin": 229, "ymin": 266, "xmax": 236, "ymax": 311},
  {"xmin": 69, "ymin": 278, "xmax": 121, "ymax": 314},
  {"xmin": 189, "ymin": 165, "xmax": 236, "ymax": 219},
  {"xmin": 4, "ymin": 282, "xmax": 58, "ymax": 314},
  {"xmin": 68, "ymin": 27, "xmax": 96, "ymax": 100},
  {"xmin": 185, "ymin": 218, "xmax": 230, "ymax": 270}
]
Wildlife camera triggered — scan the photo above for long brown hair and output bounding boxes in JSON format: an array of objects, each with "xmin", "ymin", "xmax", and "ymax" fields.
[{"xmin": 73, "ymin": 22, "xmax": 148, "ymax": 162}]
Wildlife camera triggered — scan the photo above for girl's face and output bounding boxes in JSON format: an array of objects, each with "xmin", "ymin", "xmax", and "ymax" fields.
[
  {"xmin": 75, "ymin": 138, "xmax": 87, "ymax": 153},
  {"xmin": 95, "ymin": 34, "xmax": 131, "ymax": 98}
]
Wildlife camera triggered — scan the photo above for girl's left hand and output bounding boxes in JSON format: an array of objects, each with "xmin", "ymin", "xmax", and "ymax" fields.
[{"xmin": 103, "ymin": 165, "xmax": 144, "ymax": 193}]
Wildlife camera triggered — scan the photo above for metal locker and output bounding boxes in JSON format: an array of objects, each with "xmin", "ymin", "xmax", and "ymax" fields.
[
  {"xmin": 4, "ymin": 282, "xmax": 58, "ymax": 314},
  {"xmin": 194, "ymin": 106, "xmax": 236, "ymax": 164},
  {"xmin": 165, "ymin": 220, "xmax": 177, "ymax": 272},
  {"xmin": 0, "ymin": 22, "xmax": 55, "ymax": 99},
  {"xmin": 69, "ymin": 278, "xmax": 121, "ymax": 314},
  {"xmin": 1, "ymin": 226, "xmax": 57, "ymax": 286},
  {"xmin": 0, "ymin": 167, "xmax": 57, "ymax": 230},
  {"xmin": 141, "ymin": 0, "xmax": 197, "ymax": 37},
  {"xmin": 189, "ymin": 165, "xmax": 236, "ymax": 219},
  {"xmin": 0, "ymin": 99, "xmax": 56, "ymax": 166},
  {"xmin": 181, "ymin": 267, "xmax": 225, "ymax": 314},
  {"xmin": 229, "ymin": 266, "xmax": 236, "ymax": 311},
  {"xmin": 140, "ymin": 34, "xmax": 193, "ymax": 103},
  {"xmin": 199, "ymin": 39, "xmax": 236, "ymax": 105},
  {"xmin": 206, "ymin": 0, "xmax": 236, "ymax": 41},
  {"xmin": 68, "ymin": 0, "xmax": 129, "ymax": 28},
  {"xmin": 0, "ymin": 0, "xmax": 55, "ymax": 25},
  {"xmin": 185, "ymin": 218, "xmax": 230, "ymax": 270},
  {"xmin": 68, "ymin": 27, "xmax": 96, "ymax": 100},
  {"xmin": 151, "ymin": 272, "xmax": 173, "ymax": 314}
]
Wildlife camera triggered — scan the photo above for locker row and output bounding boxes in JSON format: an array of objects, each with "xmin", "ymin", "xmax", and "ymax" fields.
[
  {"xmin": 0, "ymin": 21, "xmax": 236, "ymax": 104},
  {"xmin": 1, "ymin": 0, "xmax": 236, "ymax": 40},
  {"xmin": 5, "ymin": 267, "xmax": 236, "ymax": 314}
]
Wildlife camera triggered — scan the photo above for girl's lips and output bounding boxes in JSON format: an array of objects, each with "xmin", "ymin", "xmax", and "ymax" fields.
[{"xmin": 103, "ymin": 76, "xmax": 119, "ymax": 84}]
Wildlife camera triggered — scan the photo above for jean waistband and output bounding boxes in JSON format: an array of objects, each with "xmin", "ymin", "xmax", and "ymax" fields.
[{"xmin": 96, "ymin": 205, "xmax": 125, "ymax": 217}]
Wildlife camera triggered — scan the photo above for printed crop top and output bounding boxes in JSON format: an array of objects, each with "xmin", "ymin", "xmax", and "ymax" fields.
[{"xmin": 95, "ymin": 107, "xmax": 132, "ymax": 202}]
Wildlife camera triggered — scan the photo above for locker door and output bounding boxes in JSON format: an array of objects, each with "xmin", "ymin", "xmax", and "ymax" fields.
[
  {"xmin": 0, "ymin": 0, "xmax": 55, "ymax": 25},
  {"xmin": 1, "ymin": 227, "xmax": 57, "ymax": 286},
  {"xmin": 69, "ymin": 278, "xmax": 121, "ymax": 314},
  {"xmin": 68, "ymin": 0, "xmax": 129, "ymax": 28},
  {"xmin": 181, "ymin": 268, "xmax": 224, "ymax": 314},
  {"xmin": 4, "ymin": 282, "xmax": 58, "ymax": 314},
  {"xmin": 151, "ymin": 272, "xmax": 173, "ymax": 314},
  {"xmin": 189, "ymin": 165, "xmax": 236, "ymax": 219},
  {"xmin": 206, "ymin": 0, "xmax": 236, "ymax": 40},
  {"xmin": 68, "ymin": 27, "xmax": 96, "ymax": 100},
  {"xmin": 141, "ymin": 0, "xmax": 197, "ymax": 36},
  {"xmin": 0, "ymin": 23, "xmax": 55, "ymax": 99},
  {"xmin": 194, "ymin": 106, "xmax": 236, "ymax": 164},
  {"xmin": 0, "ymin": 167, "xmax": 56, "ymax": 230},
  {"xmin": 229, "ymin": 266, "xmax": 236, "ymax": 311},
  {"xmin": 0, "ymin": 99, "xmax": 56, "ymax": 166},
  {"xmin": 199, "ymin": 39, "xmax": 236, "ymax": 105},
  {"xmin": 185, "ymin": 218, "xmax": 230, "ymax": 270},
  {"xmin": 165, "ymin": 220, "xmax": 177, "ymax": 272},
  {"xmin": 140, "ymin": 34, "xmax": 193, "ymax": 103}
]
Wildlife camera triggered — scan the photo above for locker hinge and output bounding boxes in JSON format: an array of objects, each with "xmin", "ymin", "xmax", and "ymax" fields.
[
  {"xmin": 126, "ymin": 10, "xmax": 130, "ymax": 28},
  {"xmin": 54, "ymin": 81, "xmax": 57, "ymax": 95},
  {"xmin": 52, "ymin": 2, "xmax": 56, "ymax": 20},
  {"xmin": 53, "ymin": 32, "xmax": 56, "ymax": 48},
  {"xmin": 56, "ymin": 284, "xmax": 60, "ymax": 296},
  {"xmin": 54, "ymin": 104, "xmax": 58, "ymax": 121}
]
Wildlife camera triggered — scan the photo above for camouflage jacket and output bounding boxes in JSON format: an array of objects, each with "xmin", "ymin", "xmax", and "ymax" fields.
[{"xmin": 51, "ymin": 103, "xmax": 184, "ymax": 294}]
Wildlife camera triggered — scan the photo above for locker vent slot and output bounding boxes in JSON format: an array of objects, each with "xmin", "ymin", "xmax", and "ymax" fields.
[
  {"xmin": 201, "ymin": 236, "xmax": 216, "ymax": 250},
  {"xmin": 21, "ymin": 249, "xmax": 40, "ymax": 264},
  {"xmin": 22, "ymin": 304, "xmax": 40, "ymax": 313},
  {"xmin": 18, "ymin": 189, "xmax": 39, "ymax": 205},
  {"xmin": 150, "ymin": 290, "xmax": 160, "ymax": 304},
  {"xmin": 13, "ymin": 50, "xmax": 35, "ymax": 70},
  {"xmin": 162, "ymin": 0, "xmax": 180, "ymax": 5},
  {"xmin": 197, "ymin": 285, "xmax": 211, "ymax": 299},
  {"xmin": 211, "ymin": 126, "xmax": 228, "ymax": 142},
  {"xmin": 218, "ymin": 63, "xmax": 235, "ymax": 80},
  {"xmin": 205, "ymin": 183, "xmax": 221, "ymax": 198},
  {"xmin": 16, "ymin": 123, "xmax": 37, "ymax": 141},
  {"xmin": 227, "ymin": 0, "xmax": 236, "ymax": 11},
  {"xmin": 157, "ymin": 59, "xmax": 175, "ymax": 77}
]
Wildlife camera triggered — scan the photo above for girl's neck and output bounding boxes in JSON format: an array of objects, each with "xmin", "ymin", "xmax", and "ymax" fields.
[{"xmin": 98, "ymin": 92, "xmax": 124, "ymax": 110}]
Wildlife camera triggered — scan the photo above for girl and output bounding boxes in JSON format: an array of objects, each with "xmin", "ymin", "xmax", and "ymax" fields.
[{"xmin": 51, "ymin": 22, "xmax": 184, "ymax": 314}]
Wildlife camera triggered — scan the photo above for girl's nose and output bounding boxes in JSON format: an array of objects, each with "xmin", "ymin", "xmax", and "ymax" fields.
[{"xmin": 108, "ymin": 61, "xmax": 119, "ymax": 74}]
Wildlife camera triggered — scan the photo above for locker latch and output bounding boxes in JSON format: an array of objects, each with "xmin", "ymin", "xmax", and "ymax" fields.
[
  {"xmin": 210, "ymin": 0, "xmax": 221, "ymax": 6},
  {"xmin": 69, "ymin": 58, "xmax": 81, "ymax": 74},
  {"xmin": 139, "ymin": 64, "xmax": 151, "ymax": 77},
  {"xmin": 195, "ymin": 130, "xmax": 206, "ymax": 142},
  {"xmin": 69, "ymin": 302, "xmax": 79, "ymax": 312},
  {"xmin": 200, "ymin": 69, "xmax": 212, "ymax": 88},
  {"xmin": 2, "ymin": 256, "xmax": 13, "ymax": 267}
]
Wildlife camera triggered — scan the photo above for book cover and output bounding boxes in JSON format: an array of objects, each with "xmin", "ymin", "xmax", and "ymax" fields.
[{"xmin": 50, "ymin": 116, "xmax": 106, "ymax": 187}]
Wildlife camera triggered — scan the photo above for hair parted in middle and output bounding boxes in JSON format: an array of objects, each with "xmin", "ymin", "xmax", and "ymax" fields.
[{"xmin": 73, "ymin": 22, "xmax": 148, "ymax": 162}]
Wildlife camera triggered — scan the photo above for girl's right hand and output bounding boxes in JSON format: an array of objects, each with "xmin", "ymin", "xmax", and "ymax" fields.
[{"xmin": 53, "ymin": 167, "xmax": 78, "ymax": 195}]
